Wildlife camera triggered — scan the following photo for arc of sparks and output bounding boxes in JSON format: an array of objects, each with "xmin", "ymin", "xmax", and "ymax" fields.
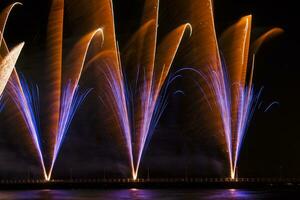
[
  {"xmin": 46, "ymin": 28, "xmax": 104, "ymax": 180},
  {"xmin": 0, "ymin": 2, "xmax": 22, "ymax": 46},
  {"xmin": 2, "ymin": 0, "xmax": 105, "ymax": 180},
  {"xmin": 218, "ymin": 15, "xmax": 253, "ymax": 179},
  {"xmin": 0, "ymin": 0, "xmax": 283, "ymax": 182},
  {"xmin": 0, "ymin": 2, "xmax": 23, "ymax": 96},
  {"xmin": 44, "ymin": 0, "xmax": 64, "ymax": 165},
  {"xmin": 230, "ymin": 27, "xmax": 284, "ymax": 179},
  {"xmin": 132, "ymin": 23, "xmax": 192, "ymax": 179},
  {"xmin": 87, "ymin": 0, "xmax": 191, "ymax": 180},
  {"xmin": 8, "ymin": 72, "xmax": 48, "ymax": 179},
  {"xmin": 173, "ymin": 0, "xmax": 283, "ymax": 179},
  {"xmin": 213, "ymin": 22, "xmax": 282, "ymax": 179},
  {"xmin": 0, "ymin": 43, "xmax": 24, "ymax": 96},
  {"xmin": 0, "ymin": 2, "xmax": 49, "ymax": 179},
  {"xmin": 42, "ymin": 0, "xmax": 105, "ymax": 180}
]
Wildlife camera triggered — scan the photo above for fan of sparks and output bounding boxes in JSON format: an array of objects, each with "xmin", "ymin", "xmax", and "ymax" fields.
[
  {"xmin": 0, "ymin": 0, "xmax": 283, "ymax": 181},
  {"xmin": 174, "ymin": 0, "xmax": 283, "ymax": 179}
]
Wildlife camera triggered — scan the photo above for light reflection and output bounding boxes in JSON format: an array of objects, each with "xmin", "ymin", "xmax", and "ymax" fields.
[{"xmin": 0, "ymin": 189, "xmax": 276, "ymax": 200}]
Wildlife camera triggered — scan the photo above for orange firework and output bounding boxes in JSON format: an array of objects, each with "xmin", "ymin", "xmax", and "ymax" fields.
[
  {"xmin": 0, "ymin": 0, "xmax": 284, "ymax": 181},
  {"xmin": 41, "ymin": 0, "xmax": 104, "ymax": 180},
  {"xmin": 172, "ymin": 0, "xmax": 283, "ymax": 179},
  {"xmin": 85, "ymin": 0, "xmax": 191, "ymax": 179},
  {"xmin": 1, "ymin": 0, "xmax": 104, "ymax": 180},
  {"xmin": 0, "ymin": 2, "xmax": 47, "ymax": 177},
  {"xmin": 0, "ymin": 3, "xmax": 24, "ymax": 97}
]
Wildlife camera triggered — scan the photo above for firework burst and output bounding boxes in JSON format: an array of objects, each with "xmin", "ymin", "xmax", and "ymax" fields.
[
  {"xmin": 1, "ymin": 0, "xmax": 104, "ymax": 180},
  {"xmin": 173, "ymin": 0, "xmax": 283, "ymax": 179},
  {"xmin": 86, "ymin": 0, "xmax": 191, "ymax": 179}
]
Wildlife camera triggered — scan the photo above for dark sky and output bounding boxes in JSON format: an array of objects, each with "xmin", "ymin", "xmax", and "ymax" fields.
[{"xmin": 0, "ymin": 0, "xmax": 297, "ymax": 179}]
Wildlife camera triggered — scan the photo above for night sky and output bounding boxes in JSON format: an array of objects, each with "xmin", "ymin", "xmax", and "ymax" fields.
[{"xmin": 0, "ymin": 0, "xmax": 297, "ymax": 180}]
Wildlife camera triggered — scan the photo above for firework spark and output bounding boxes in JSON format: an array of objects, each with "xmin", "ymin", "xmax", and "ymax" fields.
[
  {"xmin": 0, "ymin": 43, "xmax": 24, "ymax": 96},
  {"xmin": 46, "ymin": 27, "xmax": 103, "ymax": 180},
  {"xmin": 86, "ymin": 0, "xmax": 191, "ymax": 179},
  {"xmin": 42, "ymin": 0, "xmax": 104, "ymax": 180},
  {"xmin": 1, "ymin": 0, "xmax": 103, "ymax": 180},
  {"xmin": 0, "ymin": 0, "xmax": 283, "ymax": 181},
  {"xmin": 174, "ymin": 0, "xmax": 283, "ymax": 179},
  {"xmin": 219, "ymin": 19, "xmax": 283, "ymax": 179},
  {"xmin": 0, "ymin": 2, "xmax": 47, "ymax": 179},
  {"xmin": 0, "ymin": 3, "xmax": 23, "ymax": 96},
  {"xmin": 7, "ymin": 74, "xmax": 48, "ymax": 179}
]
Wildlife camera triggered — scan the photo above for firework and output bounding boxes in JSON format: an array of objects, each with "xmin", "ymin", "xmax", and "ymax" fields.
[
  {"xmin": 0, "ymin": 0, "xmax": 283, "ymax": 181},
  {"xmin": 0, "ymin": 43, "xmax": 24, "ymax": 96},
  {"xmin": 86, "ymin": 0, "xmax": 191, "ymax": 179},
  {"xmin": 0, "ymin": 2, "xmax": 47, "ymax": 178},
  {"xmin": 1, "ymin": 0, "xmax": 103, "ymax": 180},
  {"xmin": 40, "ymin": 0, "xmax": 104, "ymax": 180},
  {"xmin": 0, "ymin": 3, "xmax": 23, "ymax": 96},
  {"xmin": 174, "ymin": 0, "xmax": 283, "ymax": 179}
]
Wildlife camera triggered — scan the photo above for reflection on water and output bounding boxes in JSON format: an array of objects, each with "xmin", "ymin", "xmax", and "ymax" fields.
[{"xmin": 0, "ymin": 189, "xmax": 299, "ymax": 200}]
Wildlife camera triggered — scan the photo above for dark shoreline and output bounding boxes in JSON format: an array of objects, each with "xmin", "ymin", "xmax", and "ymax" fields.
[{"xmin": 1, "ymin": 178, "xmax": 300, "ymax": 190}]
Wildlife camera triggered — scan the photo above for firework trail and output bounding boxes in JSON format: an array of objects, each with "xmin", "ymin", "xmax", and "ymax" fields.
[
  {"xmin": 0, "ymin": 3, "xmax": 23, "ymax": 96},
  {"xmin": 264, "ymin": 101, "xmax": 280, "ymax": 112},
  {"xmin": 0, "ymin": 43, "xmax": 24, "ymax": 96},
  {"xmin": 41, "ymin": 0, "xmax": 104, "ymax": 180},
  {"xmin": 7, "ymin": 74, "xmax": 48, "ymax": 179},
  {"xmin": 0, "ymin": 43, "xmax": 25, "ymax": 113},
  {"xmin": 46, "ymin": 24, "xmax": 103, "ymax": 180},
  {"xmin": 0, "ymin": 0, "xmax": 283, "ymax": 181},
  {"xmin": 219, "ymin": 22, "xmax": 283, "ymax": 178},
  {"xmin": 0, "ymin": 2, "xmax": 48, "ymax": 179},
  {"xmin": 172, "ymin": 0, "xmax": 283, "ymax": 179},
  {"xmin": 85, "ymin": 0, "xmax": 191, "ymax": 179},
  {"xmin": 1, "ymin": 0, "xmax": 104, "ymax": 180}
]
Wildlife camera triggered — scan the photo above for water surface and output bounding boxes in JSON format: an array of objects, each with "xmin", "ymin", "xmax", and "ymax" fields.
[{"xmin": 0, "ymin": 189, "xmax": 299, "ymax": 200}]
